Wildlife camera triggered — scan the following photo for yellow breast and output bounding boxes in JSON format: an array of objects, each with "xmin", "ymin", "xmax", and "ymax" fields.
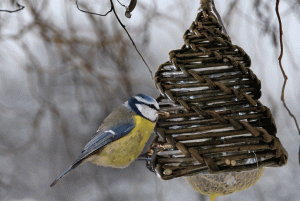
[{"xmin": 87, "ymin": 116, "xmax": 155, "ymax": 168}]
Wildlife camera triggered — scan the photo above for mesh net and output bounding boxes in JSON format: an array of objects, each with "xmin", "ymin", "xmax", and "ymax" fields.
[{"xmin": 186, "ymin": 167, "xmax": 265, "ymax": 201}]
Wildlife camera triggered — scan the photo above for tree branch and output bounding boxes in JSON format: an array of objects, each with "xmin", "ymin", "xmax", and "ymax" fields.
[
  {"xmin": 275, "ymin": 0, "xmax": 300, "ymax": 163},
  {"xmin": 76, "ymin": 0, "xmax": 153, "ymax": 79},
  {"xmin": 0, "ymin": 2, "xmax": 24, "ymax": 13},
  {"xmin": 76, "ymin": 0, "xmax": 112, "ymax": 16},
  {"xmin": 109, "ymin": 0, "xmax": 153, "ymax": 79}
]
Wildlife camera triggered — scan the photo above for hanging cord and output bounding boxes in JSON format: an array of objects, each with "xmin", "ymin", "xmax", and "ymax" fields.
[
  {"xmin": 200, "ymin": 0, "xmax": 212, "ymax": 11},
  {"xmin": 200, "ymin": 0, "xmax": 228, "ymax": 35},
  {"xmin": 253, "ymin": 151, "xmax": 259, "ymax": 169},
  {"xmin": 275, "ymin": 0, "xmax": 300, "ymax": 164},
  {"xmin": 212, "ymin": 0, "xmax": 228, "ymax": 35}
]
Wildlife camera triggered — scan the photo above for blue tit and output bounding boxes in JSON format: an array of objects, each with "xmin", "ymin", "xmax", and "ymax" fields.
[{"xmin": 50, "ymin": 94, "xmax": 163, "ymax": 187}]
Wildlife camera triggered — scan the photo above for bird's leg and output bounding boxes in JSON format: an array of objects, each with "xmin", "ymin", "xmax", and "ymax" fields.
[{"xmin": 137, "ymin": 142, "xmax": 172, "ymax": 172}]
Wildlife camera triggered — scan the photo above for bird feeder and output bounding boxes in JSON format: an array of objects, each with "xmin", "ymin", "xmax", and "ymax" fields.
[{"xmin": 147, "ymin": 1, "xmax": 287, "ymax": 199}]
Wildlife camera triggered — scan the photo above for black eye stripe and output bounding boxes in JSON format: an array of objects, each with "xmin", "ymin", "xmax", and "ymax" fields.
[
  {"xmin": 132, "ymin": 98, "xmax": 158, "ymax": 111},
  {"xmin": 147, "ymin": 104, "xmax": 158, "ymax": 111}
]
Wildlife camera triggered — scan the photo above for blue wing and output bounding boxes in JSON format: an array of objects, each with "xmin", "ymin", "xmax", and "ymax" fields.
[
  {"xmin": 50, "ymin": 121, "xmax": 135, "ymax": 187},
  {"xmin": 76, "ymin": 122, "xmax": 135, "ymax": 163}
]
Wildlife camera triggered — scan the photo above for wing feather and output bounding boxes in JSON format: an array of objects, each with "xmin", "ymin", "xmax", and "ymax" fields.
[
  {"xmin": 73, "ymin": 122, "xmax": 135, "ymax": 164},
  {"xmin": 50, "ymin": 105, "xmax": 135, "ymax": 187}
]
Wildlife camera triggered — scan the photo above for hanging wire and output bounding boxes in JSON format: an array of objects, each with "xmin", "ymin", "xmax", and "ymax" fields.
[
  {"xmin": 253, "ymin": 151, "xmax": 259, "ymax": 169},
  {"xmin": 211, "ymin": 0, "xmax": 228, "ymax": 35}
]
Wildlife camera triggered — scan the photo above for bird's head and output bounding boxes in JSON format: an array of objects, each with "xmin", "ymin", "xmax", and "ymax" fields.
[{"xmin": 127, "ymin": 94, "xmax": 160, "ymax": 122}]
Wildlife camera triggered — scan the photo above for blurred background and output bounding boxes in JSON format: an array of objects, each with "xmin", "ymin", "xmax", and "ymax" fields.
[{"xmin": 0, "ymin": 0, "xmax": 299, "ymax": 200}]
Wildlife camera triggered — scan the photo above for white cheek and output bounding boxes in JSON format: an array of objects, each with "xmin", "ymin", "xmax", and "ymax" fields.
[
  {"xmin": 136, "ymin": 104, "xmax": 158, "ymax": 122},
  {"xmin": 134, "ymin": 96, "xmax": 159, "ymax": 110}
]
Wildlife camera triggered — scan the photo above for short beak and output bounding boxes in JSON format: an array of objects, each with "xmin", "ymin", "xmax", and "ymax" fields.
[{"xmin": 158, "ymin": 110, "xmax": 170, "ymax": 118}]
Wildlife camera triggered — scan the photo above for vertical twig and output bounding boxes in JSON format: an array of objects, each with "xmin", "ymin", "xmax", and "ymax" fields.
[{"xmin": 275, "ymin": 0, "xmax": 300, "ymax": 163}]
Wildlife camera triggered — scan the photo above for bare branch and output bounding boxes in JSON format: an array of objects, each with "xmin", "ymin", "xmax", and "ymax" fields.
[
  {"xmin": 275, "ymin": 0, "xmax": 300, "ymax": 158},
  {"xmin": 0, "ymin": 2, "xmax": 25, "ymax": 13},
  {"xmin": 76, "ymin": 0, "xmax": 153, "ymax": 79},
  {"xmin": 76, "ymin": 0, "xmax": 113, "ymax": 16},
  {"xmin": 109, "ymin": 0, "xmax": 153, "ymax": 79},
  {"xmin": 116, "ymin": 0, "xmax": 126, "ymax": 8}
]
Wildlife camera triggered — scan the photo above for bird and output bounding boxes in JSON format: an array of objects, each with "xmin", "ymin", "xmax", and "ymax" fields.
[{"xmin": 50, "ymin": 94, "xmax": 167, "ymax": 187}]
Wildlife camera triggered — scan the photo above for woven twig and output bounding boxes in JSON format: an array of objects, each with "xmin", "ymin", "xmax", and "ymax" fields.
[{"xmin": 149, "ymin": 9, "xmax": 288, "ymax": 180}]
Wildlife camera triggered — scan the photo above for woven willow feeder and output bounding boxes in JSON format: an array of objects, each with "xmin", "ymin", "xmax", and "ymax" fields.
[{"xmin": 147, "ymin": 1, "xmax": 288, "ymax": 199}]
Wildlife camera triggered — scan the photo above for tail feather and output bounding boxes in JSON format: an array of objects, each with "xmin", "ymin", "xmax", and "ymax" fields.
[{"xmin": 50, "ymin": 161, "xmax": 82, "ymax": 187}]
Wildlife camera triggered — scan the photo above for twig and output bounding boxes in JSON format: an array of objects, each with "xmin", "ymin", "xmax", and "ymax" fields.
[
  {"xmin": 116, "ymin": 0, "xmax": 126, "ymax": 7},
  {"xmin": 76, "ymin": 0, "xmax": 112, "ymax": 16},
  {"xmin": 109, "ymin": 0, "xmax": 153, "ymax": 79},
  {"xmin": 76, "ymin": 0, "xmax": 153, "ymax": 79},
  {"xmin": 275, "ymin": 0, "xmax": 300, "ymax": 160},
  {"xmin": 0, "ymin": 2, "xmax": 25, "ymax": 13}
]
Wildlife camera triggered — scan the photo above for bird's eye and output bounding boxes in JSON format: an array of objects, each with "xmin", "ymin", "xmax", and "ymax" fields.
[{"xmin": 147, "ymin": 104, "xmax": 158, "ymax": 111}]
